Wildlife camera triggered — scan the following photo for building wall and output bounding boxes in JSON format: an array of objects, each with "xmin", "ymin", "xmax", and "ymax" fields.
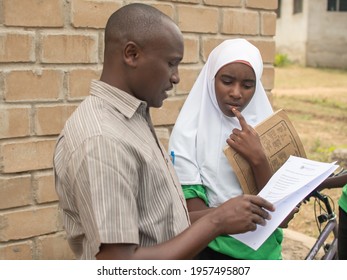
[
  {"xmin": 276, "ymin": 0, "xmax": 347, "ymax": 68},
  {"xmin": 306, "ymin": 0, "xmax": 347, "ymax": 68},
  {"xmin": 0, "ymin": 0, "xmax": 277, "ymax": 259},
  {"xmin": 275, "ymin": 0, "xmax": 309, "ymax": 64}
]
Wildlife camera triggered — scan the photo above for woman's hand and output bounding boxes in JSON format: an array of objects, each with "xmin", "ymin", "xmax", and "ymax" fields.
[
  {"xmin": 226, "ymin": 108, "xmax": 266, "ymax": 166},
  {"xmin": 279, "ymin": 205, "xmax": 301, "ymax": 228}
]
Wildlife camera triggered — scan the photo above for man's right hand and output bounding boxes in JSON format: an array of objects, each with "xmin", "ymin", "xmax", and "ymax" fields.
[
  {"xmin": 96, "ymin": 195, "xmax": 274, "ymax": 260},
  {"xmin": 212, "ymin": 194, "xmax": 275, "ymax": 235}
]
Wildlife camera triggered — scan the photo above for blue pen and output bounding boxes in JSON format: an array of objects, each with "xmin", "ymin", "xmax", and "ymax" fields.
[{"xmin": 170, "ymin": 151, "xmax": 175, "ymax": 165}]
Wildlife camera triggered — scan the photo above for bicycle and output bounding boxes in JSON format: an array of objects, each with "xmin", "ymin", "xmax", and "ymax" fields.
[
  {"xmin": 304, "ymin": 168, "xmax": 347, "ymax": 260},
  {"xmin": 304, "ymin": 190, "xmax": 338, "ymax": 260}
]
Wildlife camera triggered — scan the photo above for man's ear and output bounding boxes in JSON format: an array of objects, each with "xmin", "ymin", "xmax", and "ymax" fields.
[{"xmin": 123, "ymin": 41, "xmax": 140, "ymax": 67}]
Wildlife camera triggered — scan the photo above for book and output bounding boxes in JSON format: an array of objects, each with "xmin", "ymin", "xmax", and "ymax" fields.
[
  {"xmin": 231, "ymin": 155, "xmax": 338, "ymax": 250},
  {"xmin": 223, "ymin": 109, "xmax": 307, "ymax": 195}
]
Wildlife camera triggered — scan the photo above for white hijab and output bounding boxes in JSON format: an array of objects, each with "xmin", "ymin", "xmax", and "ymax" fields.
[{"xmin": 168, "ymin": 39, "xmax": 273, "ymax": 207}]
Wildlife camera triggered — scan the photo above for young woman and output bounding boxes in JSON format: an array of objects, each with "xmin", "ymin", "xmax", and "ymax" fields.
[{"xmin": 169, "ymin": 39, "xmax": 285, "ymax": 259}]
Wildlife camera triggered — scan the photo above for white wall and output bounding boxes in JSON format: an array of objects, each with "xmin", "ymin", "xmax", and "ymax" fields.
[
  {"xmin": 276, "ymin": 0, "xmax": 347, "ymax": 68},
  {"xmin": 306, "ymin": 0, "xmax": 347, "ymax": 68},
  {"xmin": 275, "ymin": 0, "xmax": 309, "ymax": 64}
]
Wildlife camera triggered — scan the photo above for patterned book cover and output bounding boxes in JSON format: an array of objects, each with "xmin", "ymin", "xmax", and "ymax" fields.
[{"xmin": 224, "ymin": 109, "xmax": 307, "ymax": 195}]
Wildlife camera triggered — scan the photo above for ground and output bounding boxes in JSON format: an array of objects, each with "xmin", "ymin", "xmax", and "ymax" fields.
[
  {"xmin": 281, "ymin": 228, "xmax": 324, "ymax": 260},
  {"xmin": 271, "ymin": 65, "xmax": 347, "ymax": 259}
]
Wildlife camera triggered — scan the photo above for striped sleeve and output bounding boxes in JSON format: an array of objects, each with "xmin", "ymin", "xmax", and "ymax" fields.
[{"xmin": 71, "ymin": 135, "xmax": 140, "ymax": 246}]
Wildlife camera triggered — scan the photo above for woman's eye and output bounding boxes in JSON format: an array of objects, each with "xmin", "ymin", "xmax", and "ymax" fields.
[
  {"xmin": 221, "ymin": 78, "xmax": 233, "ymax": 85},
  {"xmin": 243, "ymin": 82, "xmax": 255, "ymax": 89}
]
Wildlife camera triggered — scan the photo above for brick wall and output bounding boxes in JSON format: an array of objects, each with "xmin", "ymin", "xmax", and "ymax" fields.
[{"xmin": 0, "ymin": 0, "xmax": 278, "ymax": 259}]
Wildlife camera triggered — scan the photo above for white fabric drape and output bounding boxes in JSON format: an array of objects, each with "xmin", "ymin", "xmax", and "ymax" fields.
[{"xmin": 169, "ymin": 39, "xmax": 273, "ymax": 207}]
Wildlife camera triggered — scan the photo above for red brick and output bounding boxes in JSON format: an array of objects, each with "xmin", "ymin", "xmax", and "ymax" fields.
[
  {"xmin": 222, "ymin": 9, "xmax": 259, "ymax": 35},
  {"xmin": 178, "ymin": 5, "xmax": 218, "ymax": 33},
  {"xmin": 4, "ymin": 70, "xmax": 63, "ymax": 101},
  {"xmin": 202, "ymin": 38, "xmax": 225, "ymax": 62},
  {"xmin": 0, "ymin": 139, "xmax": 56, "ymax": 173},
  {"xmin": 155, "ymin": 128, "xmax": 171, "ymax": 152},
  {"xmin": 0, "ymin": 175, "xmax": 32, "ymax": 210},
  {"xmin": 41, "ymin": 34, "xmax": 98, "ymax": 64},
  {"xmin": 204, "ymin": 0, "xmax": 241, "ymax": 6},
  {"xmin": 68, "ymin": 68, "xmax": 101, "ymax": 99},
  {"xmin": 151, "ymin": 3, "xmax": 175, "ymax": 18},
  {"xmin": 0, "ymin": 241, "xmax": 33, "ymax": 260},
  {"xmin": 262, "ymin": 66, "xmax": 275, "ymax": 91},
  {"xmin": 37, "ymin": 233, "xmax": 75, "ymax": 260},
  {"xmin": 71, "ymin": 0, "xmax": 121, "ymax": 28},
  {"xmin": 35, "ymin": 104, "xmax": 78, "ymax": 136},
  {"xmin": 176, "ymin": 66, "xmax": 201, "ymax": 94},
  {"xmin": 261, "ymin": 12, "xmax": 277, "ymax": 36},
  {"xmin": 151, "ymin": 98, "xmax": 186, "ymax": 126},
  {"xmin": 3, "ymin": 0, "xmax": 63, "ymax": 27},
  {"xmin": 249, "ymin": 40, "xmax": 276, "ymax": 64},
  {"xmin": 246, "ymin": 0, "xmax": 278, "ymax": 10},
  {"xmin": 182, "ymin": 37, "xmax": 199, "ymax": 64},
  {"xmin": 33, "ymin": 172, "xmax": 58, "ymax": 204},
  {"xmin": 0, "ymin": 106, "xmax": 30, "ymax": 138},
  {"xmin": 162, "ymin": 0, "xmax": 199, "ymax": 3},
  {"xmin": 0, "ymin": 32, "xmax": 35, "ymax": 63},
  {"xmin": 0, "ymin": 206, "xmax": 59, "ymax": 242}
]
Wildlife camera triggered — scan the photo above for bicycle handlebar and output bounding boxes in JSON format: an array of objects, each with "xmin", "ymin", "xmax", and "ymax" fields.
[{"xmin": 308, "ymin": 190, "xmax": 334, "ymax": 218}]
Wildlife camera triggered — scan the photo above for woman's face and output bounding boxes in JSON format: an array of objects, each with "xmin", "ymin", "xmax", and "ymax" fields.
[{"xmin": 214, "ymin": 62, "xmax": 256, "ymax": 117}]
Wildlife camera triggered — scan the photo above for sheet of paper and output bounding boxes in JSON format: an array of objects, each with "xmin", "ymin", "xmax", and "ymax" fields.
[
  {"xmin": 231, "ymin": 155, "xmax": 338, "ymax": 250},
  {"xmin": 258, "ymin": 156, "xmax": 337, "ymax": 204}
]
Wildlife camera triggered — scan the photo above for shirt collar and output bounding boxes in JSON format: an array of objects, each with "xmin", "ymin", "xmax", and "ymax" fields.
[{"xmin": 90, "ymin": 80, "xmax": 147, "ymax": 119}]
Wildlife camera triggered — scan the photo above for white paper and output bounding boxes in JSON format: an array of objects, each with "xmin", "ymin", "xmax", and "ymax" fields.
[{"xmin": 231, "ymin": 155, "xmax": 338, "ymax": 250}]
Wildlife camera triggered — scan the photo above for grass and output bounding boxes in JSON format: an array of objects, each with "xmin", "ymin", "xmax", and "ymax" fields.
[
  {"xmin": 272, "ymin": 64, "xmax": 347, "ymax": 162},
  {"xmin": 273, "ymin": 64, "xmax": 347, "ymax": 89},
  {"xmin": 272, "ymin": 64, "xmax": 347, "ymax": 238}
]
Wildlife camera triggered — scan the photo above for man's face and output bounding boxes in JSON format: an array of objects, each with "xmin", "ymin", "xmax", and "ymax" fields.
[
  {"xmin": 132, "ymin": 24, "xmax": 184, "ymax": 108},
  {"xmin": 215, "ymin": 62, "xmax": 256, "ymax": 117}
]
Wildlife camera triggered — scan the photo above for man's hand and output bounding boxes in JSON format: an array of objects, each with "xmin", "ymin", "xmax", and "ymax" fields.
[{"xmin": 212, "ymin": 194, "xmax": 275, "ymax": 235}]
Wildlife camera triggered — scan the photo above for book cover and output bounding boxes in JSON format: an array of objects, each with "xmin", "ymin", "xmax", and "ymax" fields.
[{"xmin": 223, "ymin": 109, "xmax": 307, "ymax": 195}]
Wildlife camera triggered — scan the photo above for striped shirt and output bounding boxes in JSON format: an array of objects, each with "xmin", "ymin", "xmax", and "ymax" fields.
[{"xmin": 53, "ymin": 80, "xmax": 190, "ymax": 259}]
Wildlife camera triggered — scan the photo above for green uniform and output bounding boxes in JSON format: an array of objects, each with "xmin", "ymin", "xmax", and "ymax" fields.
[
  {"xmin": 183, "ymin": 185, "xmax": 283, "ymax": 260},
  {"xmin": 338, "ymin": 184, "xmax": 347, "ymax": 213}
]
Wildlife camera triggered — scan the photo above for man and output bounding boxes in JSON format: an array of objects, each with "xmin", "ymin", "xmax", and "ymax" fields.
[{"xmin": 54, "ymin": 3, "xmax": 274, "ymax": 260}]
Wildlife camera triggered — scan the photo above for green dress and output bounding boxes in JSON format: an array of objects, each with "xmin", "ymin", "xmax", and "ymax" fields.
[
  {"xmin": 338, "ymin": 184, "xmax": 347, "ymax": 213},
  {"xmin": 183, "ymin": 185, "xmax": 283, "ymax": 260}
]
